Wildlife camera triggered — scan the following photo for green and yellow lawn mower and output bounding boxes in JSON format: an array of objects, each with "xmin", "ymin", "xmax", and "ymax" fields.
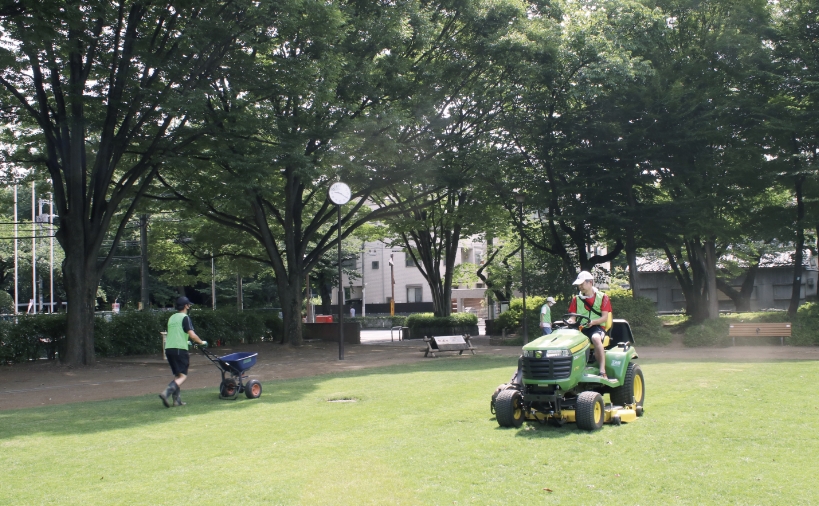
[{"xmin": 491, "ymin": 313, "xmax": 644, "ymax": 431}]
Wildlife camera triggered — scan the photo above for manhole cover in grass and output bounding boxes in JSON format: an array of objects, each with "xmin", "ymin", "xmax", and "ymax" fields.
[{"xmin": 327, "ymin": 397, "xmax": 359, "ymax": 403}]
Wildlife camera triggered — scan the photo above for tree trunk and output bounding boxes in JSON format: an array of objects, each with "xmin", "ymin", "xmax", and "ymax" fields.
[
  {"xmin": 62, "ymin": 254, "xmax": 98, "ymax": 366},
  {"xmin": 789, "ymin": 176, "xmax": 806, "ymax": 317},
  {"xmin": 705, "ymin": 238, "xmax": 719, "ymax": 319},
  {"xmin": 237, "ymin": 274, "xmax": 243, "ymax": 311},
  {"xmin": 625, "ymin": 228, "xmax": 640, "ymax": 298},
  {"xmin": 715, "ymin": 265, "xmax": 760, "ymax": 313},
  {"xmin": 277, "ymin": 274, "xmax": 303, "ymax": 346},
  {"xmin": 140, "ymin": 215, "xmax": 150, "ymax": 310}
]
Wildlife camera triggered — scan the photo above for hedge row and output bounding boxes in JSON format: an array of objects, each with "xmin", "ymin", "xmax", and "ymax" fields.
[
  {"xmin": 493, "ymin": 290, "xmax": 672, "ymax": 345},
  {"xmin": 0, "ymin": 309, "xmax": 283, "ymax": 364},
  {"xmin": 683, "ymin": 302, "xmax": 819, "ymax": 347},
  {"xmin": 344, "ymin": 316, "xmax": 407, "ymax": 328},
  {"xmin": 405, "ymin": 312, "xmax": 478, "ymax": 328}
]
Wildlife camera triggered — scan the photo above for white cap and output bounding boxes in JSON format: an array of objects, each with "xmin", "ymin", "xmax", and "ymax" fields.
[
  {"xmin": 546, "ymin": 297, "xmax": 556, "ymax": 304},
  {"xmin": 572, "ymin": 271, "xmax": 594, "ymax": 285}
]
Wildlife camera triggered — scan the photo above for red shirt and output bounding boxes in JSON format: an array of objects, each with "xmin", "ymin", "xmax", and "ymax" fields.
[{"xmin": 568, "ymin": 292, "xmax": 612, "ymax": 315}]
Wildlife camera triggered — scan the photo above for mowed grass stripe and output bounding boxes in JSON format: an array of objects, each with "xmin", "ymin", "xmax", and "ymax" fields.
[{"xmin": 1, "ymin": 356, "xmax": 818, "ymax": 504}]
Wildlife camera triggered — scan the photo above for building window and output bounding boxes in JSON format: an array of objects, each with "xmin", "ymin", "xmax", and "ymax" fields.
[
  {"xmin": 344, "ymin": 287, "xmax": 351, "ymax": 300},
  {"xmin": 372, "ymin": 261, "xmax": 379, "ymax": 270},
  {"xmin": 476, "ymin": 282, "xmax": 485, "ymax": 288},
  {"xmin": 774, "ymin": 284, "xmax": 804, "ymax": 300},
  {"xmin": 639, "ymin": 289, "xmax": 658, "ymax": 303},
  {"xmin": 405, "ymin": 255, "xmax": 416, "ymax": 267},
  {"xmin": 407, "ymin": 285, "xmax": 423, "ymax": 302}
]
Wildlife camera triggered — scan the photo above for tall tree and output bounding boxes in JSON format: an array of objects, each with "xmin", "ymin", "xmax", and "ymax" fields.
[
  {"xmin": 162, "ymin": 0, "xmax": 477, "ymax": 344},
  {"xmin": 771, "ymin": 0, "xmax": 819, "ymax": 315},
  {"xmin": 637, "ymin": 0, "xmax": 775, "ymax": 321},
  {"xmin": 0, "ymin": 0, "xmax": 262, "ymax": 365},
  {"xmin": 492, "ymin": 0, "xmax": 657, "ymax": 280}
]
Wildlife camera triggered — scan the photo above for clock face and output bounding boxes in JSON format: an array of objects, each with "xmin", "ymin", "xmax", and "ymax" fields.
[{"xmin": 328, "ymin": 182, "xmax": 351, "ymax": 205}]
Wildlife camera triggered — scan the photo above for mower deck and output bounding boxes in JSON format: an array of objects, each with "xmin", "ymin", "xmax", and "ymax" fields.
[{"xmin": 525, "ymin": 404, "xmax": 639, "ymax": 425}]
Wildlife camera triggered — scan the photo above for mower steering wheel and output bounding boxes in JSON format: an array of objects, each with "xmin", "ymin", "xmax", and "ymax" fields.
[{"xmin": 563, "ymin": 313, "xmax": 591, "ymax": 329}]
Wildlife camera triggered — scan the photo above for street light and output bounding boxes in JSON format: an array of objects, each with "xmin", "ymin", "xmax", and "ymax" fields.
[
  {"xmin": 514, "ymin": 191, "xmax": 528, "ymax": 344},
  {"xmin": 388, "ymin": 253, "xmax": 395, "ymax": 316}
]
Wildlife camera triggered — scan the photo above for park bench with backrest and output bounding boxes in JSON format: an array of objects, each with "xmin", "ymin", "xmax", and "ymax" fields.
[
  {"xmin": 728, "ymin": 322, "xmax": 791, "ymax": 346},
  {"xmin": 421, "ymin": 334, "xmax": 476, "ymax": 358}
]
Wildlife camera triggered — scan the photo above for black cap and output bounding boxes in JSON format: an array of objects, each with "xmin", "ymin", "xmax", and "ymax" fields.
[{"xmin": 176, "ymin": 296, "xmax": 192, "ymax": 310}]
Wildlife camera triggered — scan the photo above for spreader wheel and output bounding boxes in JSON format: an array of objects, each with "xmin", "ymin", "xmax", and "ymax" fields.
[
  {"xmin": 220, "ymin": 378, "xmax": 238, "ymax": 399},
  {"xmin": 495, "ymin": 389, "xmax": 525, "ymax": 428},
  {"xmin": 576, "ymin": 391, "xmax": 605, "ymax": 431},
  {"xmin": 610, "ymin": 363, "xmax": 645, "ymax": 408},
  {"xmin": 245, "ymin": 379, "xmax": 262, "ymax": 399}
]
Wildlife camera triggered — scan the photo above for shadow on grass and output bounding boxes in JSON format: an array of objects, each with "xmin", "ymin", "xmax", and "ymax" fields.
[{"xmin": 0, "ymin": 354, "xmax": 518, "ymax": 440}]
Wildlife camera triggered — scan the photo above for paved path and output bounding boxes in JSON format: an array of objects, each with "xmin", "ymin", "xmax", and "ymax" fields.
[{"xmin": 1, "ymin": 330, "xmax": 816, "ymax": 411}]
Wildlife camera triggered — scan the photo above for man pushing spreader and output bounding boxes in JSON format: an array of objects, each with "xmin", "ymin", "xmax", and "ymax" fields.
[{"xmin": 159, "ymin": 296, "xmax": 207, "ymax": 407}]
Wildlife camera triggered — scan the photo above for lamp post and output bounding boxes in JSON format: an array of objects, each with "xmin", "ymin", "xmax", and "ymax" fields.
[
  {"xmin": 388, "ymin": 253, "xmax": 395, "ymax": 316},
  {"xmin": 514, "ymin": 191, "xmax": 527, "ymax": 344},
  {"xmin": 329, "ymin": 181, "xmax": 351, "ymax": 360}
]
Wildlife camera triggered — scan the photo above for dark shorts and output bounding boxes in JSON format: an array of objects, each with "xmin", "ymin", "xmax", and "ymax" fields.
[
  {"xmin": 582, "ymin": 325, "xmax": 606, "ymax": 342},
  {"xmin": 165, "ymin": 348, "xmax": 190, "ymax": 376}
]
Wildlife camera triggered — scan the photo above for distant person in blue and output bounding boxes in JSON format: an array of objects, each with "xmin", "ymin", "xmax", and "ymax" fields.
[
  {"xmin": 159, "ymin": 297, "xmax": 207, "ymax": 408},
  {"xmin": 540, "ymin": 297, "xmax": 556, "ymax": 335}
]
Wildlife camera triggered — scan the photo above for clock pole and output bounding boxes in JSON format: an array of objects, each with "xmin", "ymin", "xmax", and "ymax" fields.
[
  {"xmin": 329, "ymin": 181, "xmax": 351, "ymax": 361},
  {"xmin": 337, "ymin": 203, "xmax": 344, "ymax": 360}
]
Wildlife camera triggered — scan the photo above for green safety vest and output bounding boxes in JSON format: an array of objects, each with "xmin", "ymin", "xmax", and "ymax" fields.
[
  {"xmin": 575, "ymin": 292, "xmax": 604, "ymax": 322},
  {"xmin": 166, "ymin": 312, "xmax": 190, "ymax": 350}
]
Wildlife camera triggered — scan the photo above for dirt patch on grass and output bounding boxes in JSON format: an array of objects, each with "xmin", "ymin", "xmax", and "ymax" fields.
[{"xmin": 1, "ymin": 335, "xmax": 816, "ymax": 411}]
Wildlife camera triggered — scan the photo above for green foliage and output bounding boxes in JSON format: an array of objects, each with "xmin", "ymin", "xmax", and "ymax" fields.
[
  {"xmin": 683, "ymin": 318, "xmax": 732, "ymax": 347},
  {"xmin": 94, "ymin": 311, "xmax": 166, "ymax": 357},
  {"xmin": 0, "ymin": 291, "xmax": 12, "ymax": 313},
  {"xmin": 345, "ymin": 316, "xmax": 407, "ymax": 328},
  {"xmin": 608, "ymin": 291, "xmax": 672, "ymax": 346},
  {"xmin": 494, "ymin": 291, "xmax": 671, "ymax": 345},
  {"xmin": 0, "ymin": 310, "xmax": 283, "ymax": 363},
  {"xmin": 405, "ymin": 312, "xmax": 478, "ymax": 329},
  {"xmin": 0, "ymin": 314, "xmax": 67, "ymax": 363},
  {"xmin": 188, "ymin": 309, "xmax": 274, "ymax": 345},
  {"xmin": 793, "ymin": 303, "xmax": 819, "ymax": 345},
  {"xmin": 494, "ymin": 296, "xmax": 549, "ymax": 340},
  {"xmin": 681, "ymin": 306, "xmax": 819, "ymax": 347}
]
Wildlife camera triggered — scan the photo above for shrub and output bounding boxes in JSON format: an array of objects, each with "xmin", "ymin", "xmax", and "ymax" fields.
[
  {"xmin": 344, "ymin": 316, "xmax": 407, "ymax": 328},
  {"xmin": 493, "ymin": 291, "xmax": 671, "ymax": 345},
  {"xmin": 1, "ymin": 313, "xmax": 67, "ymax": 363},
  {"xmin": 607, "ymin": 291, "xmax": 672, "ymax": 346},
  {"xmin": 95, "ymin": 311, "xmax": 166, "ymax": 357},
  {"xmin": 0, "ymin": 309, "xmax": 282, "ymax": 364},
  {"xmin": 791, "ymin": 302, "xmax": 819, "ymax": 346},
  {"xmin": 494, "ymin": 296, "xmax": 548, "ymax": 340},
  {"xmin": 188, "ymin": 309, "xmax": 269, "ymax": 345},
  {"xmin": 683, "ymin": 318, "xmax": 731, "ymax": 347},
  {"xmin": 405, "ymin": 312, "xmax": 478, "ymax": 328}
]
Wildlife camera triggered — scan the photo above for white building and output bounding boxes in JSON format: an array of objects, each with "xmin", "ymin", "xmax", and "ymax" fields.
[{"xmin": 332, "ymin": 238, "xmax": 489, "ymax": 316}]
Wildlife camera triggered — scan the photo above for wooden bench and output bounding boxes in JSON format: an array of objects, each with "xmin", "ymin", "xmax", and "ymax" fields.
[
  {"xmin": 728, "ymin": 323, "xmax": 791, "ymax": 346},
  {"xmin": 421, "ymin": 335, "xmax": 476, "ymax": 358}
]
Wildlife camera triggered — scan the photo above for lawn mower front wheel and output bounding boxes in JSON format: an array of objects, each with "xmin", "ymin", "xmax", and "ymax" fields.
[
  {"xmin": 576, "ymin": 391, "xmax": 605, "ymax": 431},
  {"xmin": 495, "ymin": 389, "xmax": 525, "ymax": 428},
  {"xmin": 245, "ymin": 379, "xmax": 262, "ymax": 399}
]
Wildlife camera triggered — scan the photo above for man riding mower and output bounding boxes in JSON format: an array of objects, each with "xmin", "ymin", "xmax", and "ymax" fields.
[{"xmin": 491, "ymin": 313, "xmax": 645, "ymax": 431}]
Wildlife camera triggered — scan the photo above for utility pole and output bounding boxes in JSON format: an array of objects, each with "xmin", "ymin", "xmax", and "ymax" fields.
[
  {"xmin": 31, "ymin": 182, "xmax": 36, "ymax": 313},
  {"xmin": 13, "ymin": 184, "xmax": 18, "ymax": 314},
  {"xmin": 140, "ymin": 215, "xmax": 150, "ymax": 310}
]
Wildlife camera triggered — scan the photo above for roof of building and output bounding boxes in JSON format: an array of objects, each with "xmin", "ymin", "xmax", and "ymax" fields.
[{"xmin": 636, "ymin": 249, "xmax": 816, "ymax": 273}]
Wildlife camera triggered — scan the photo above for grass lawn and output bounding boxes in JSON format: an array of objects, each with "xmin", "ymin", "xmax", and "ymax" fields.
[{"xmin": 2, "ymin": 355, "xmax": 818, "ymax": 505}]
